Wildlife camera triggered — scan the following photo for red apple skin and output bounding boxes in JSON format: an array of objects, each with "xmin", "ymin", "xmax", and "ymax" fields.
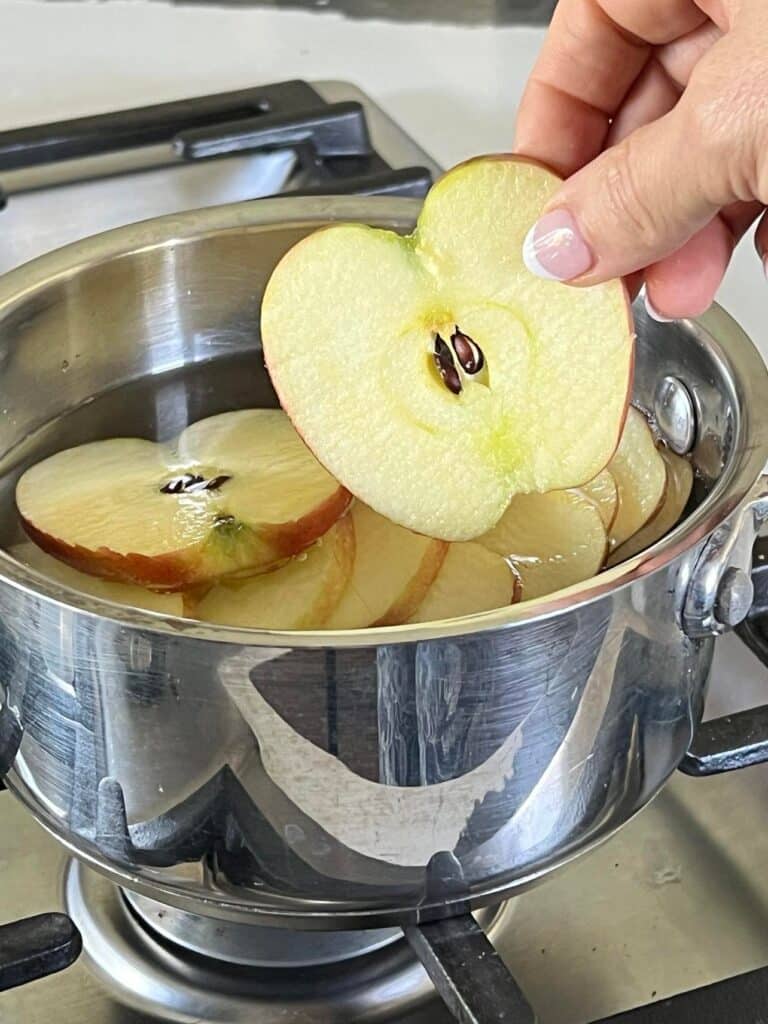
[
  {"xmin": 372, "ymin": 540, "xmax": 449, "ymax": 627},
  {"xmin": 263, "ymin": 154, "xmax": 635, "ymax": 517},
  {"xmin": 263, "ymin": 486, "xmax": 353, "ymax": 560},
  {"xmin": 21, "ymin": 485, "xmax": 352, "ymax": 592}
]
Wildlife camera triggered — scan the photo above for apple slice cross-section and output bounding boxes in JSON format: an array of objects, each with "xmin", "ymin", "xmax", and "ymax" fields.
[
  {"xmin": 16, "ymin": 409, "xmax": 351, "ymax": 591},
  {"xmin": 407, "ymin": 542, "xmax": 519, "ymax": 624},
  {"xmin": 580, "ymin": 469, "xmax": 618, "ymax": 530},
  {"xmin": 325, "ymin": 502, "xmax": 447, "ymax": 629},
  {"xmin": 262, "ymin": 156, "xmax": 633, "ymax": 542},
  {"xmin": 607, "ymin": 407, "xmax": 667, "ymax": 551},
  {"xmin": 477, "ymin": 489, "xmax": 607, "ymax": 601},
  {"xmin": 607, "ymin": 447, "xmax": 693, "ymax": 565},
  {"xmin": 192, "ymin": 513, "xmax": 355, "ymax": 630}
]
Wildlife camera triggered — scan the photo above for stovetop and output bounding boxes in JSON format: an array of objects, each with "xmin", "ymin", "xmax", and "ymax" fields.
[{"xmin": 4, "ymin": 78, "xmax": 768, "ymax": 1024}]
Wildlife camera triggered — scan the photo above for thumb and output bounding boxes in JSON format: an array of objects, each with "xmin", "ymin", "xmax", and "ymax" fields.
[{"xmin": 522, "ymin": 104, "xmax": 735, "ymax": 286}]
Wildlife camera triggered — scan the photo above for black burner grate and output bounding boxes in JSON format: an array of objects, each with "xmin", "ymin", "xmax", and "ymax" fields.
[{"xmin": 0, "ymin": 80, "xmax": 432, "ymax": 210}]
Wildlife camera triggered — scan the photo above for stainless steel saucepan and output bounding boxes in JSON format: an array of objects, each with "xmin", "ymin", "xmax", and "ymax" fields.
[{"xmin": 1, "ymin": 196, "xmax": 768, "ymax": 931}]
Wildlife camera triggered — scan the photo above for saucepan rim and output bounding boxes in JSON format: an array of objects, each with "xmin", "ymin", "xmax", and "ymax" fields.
[{"xmin": 0, "ymin": 195, "xmax": 765, "ymax": 649}]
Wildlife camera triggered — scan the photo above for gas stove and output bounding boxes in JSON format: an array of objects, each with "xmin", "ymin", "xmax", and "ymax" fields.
[{"xmin": 3, "ymin": 80, "xmax": 768, "ymax": 1024}]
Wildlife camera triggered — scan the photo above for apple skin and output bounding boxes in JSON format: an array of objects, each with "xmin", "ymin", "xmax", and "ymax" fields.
[
  {"xmin": 21, "ymin": 485, "xmax": 352, "ymax": 592},
  {"xmin": 375, "ymin": 539, "xmax": 447, "ymax": 626},
  {"xmin": 262, "ymin": 154, "xmax": 635, "ymax": 542}
]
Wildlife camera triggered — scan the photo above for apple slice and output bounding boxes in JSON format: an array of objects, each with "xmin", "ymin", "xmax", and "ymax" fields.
[
  {"xmin": 262, "ymin": 156, "xmax": 633, "ymax": 542},
  {"xmin": 407, "ymin": 542, "xmax": 519, "ymax": 623},
  {"xmin": 193, "ymin": 513, "xmax": 354, "ymax": 630},
  {"xmin": 607, "ymin": 407, "xmax": 667, "ymax": 551},
  {"xmin": 16, "ymin": 410, "xmax": 350, "ymax": 591},
  {"xmin": 325, "ymin": 502, "xmax": 447, "ymax": 629},
  {"xmin": 580, "ymin": 469, "xmax": 618, "ymax": 530},
  {"xmin": 9, "ymin": 541, "xmax": 185, "ymax": 615},
  {"xmin": 477, "ymin": 489, "xmax": 607, "ymax": 600},
  {"xmin": 607, "ymin": 448, "xmax": 693, "ymax": 565}
]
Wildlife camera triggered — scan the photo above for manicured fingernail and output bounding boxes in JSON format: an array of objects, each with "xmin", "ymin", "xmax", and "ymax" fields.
[
  {"xmin": 643, "ymin": 291, "xmax": 674, "ymax": 323},
  {"xmin": 522, "ymin": 209, "xmax": 594, "ymax": 281}
]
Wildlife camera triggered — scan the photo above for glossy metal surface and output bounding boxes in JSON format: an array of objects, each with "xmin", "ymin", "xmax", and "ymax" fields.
[
  {"xmin": 122, "ymin": 889, "xmax": 401, "ymax": 967},
  {"xmin": 0, "ymin": 198, "xmax": 766, "ymax": 927}
]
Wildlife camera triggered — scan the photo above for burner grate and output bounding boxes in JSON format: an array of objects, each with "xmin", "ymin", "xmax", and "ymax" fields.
[{"xmin": 0, "ymin": 80, "xmax": 433, "ymax": 209}]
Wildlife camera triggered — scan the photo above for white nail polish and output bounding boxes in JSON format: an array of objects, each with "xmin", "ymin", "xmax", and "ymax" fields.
[
  {"xmin": 644, "ymin": 292, "xmax": 674, "ymax": 324},
  {"xmin": 522, "ymin": 224, "xmax": 562, "ymax": 281}
]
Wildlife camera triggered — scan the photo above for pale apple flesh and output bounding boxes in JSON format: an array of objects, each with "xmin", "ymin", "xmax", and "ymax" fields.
[
  {"xmin": 607, "ymin": 447, "xmax": 693, "ymax": 565},
  {"xmin": 477, "ymin": 489, "xmax": 607, "ymax": 600},
  {"xmin": 325, "ymin": 502, "xmax": 447, "ymax": 629},
  {"xmin": 192, "ymin": 514, "xmax": 355, "ymax": 629},
  {"xmin": 407, "ymin": 542, "xmax": 519, "ymax": 623},
  {"xmin": 262, "ymin": 156, "xmax": 633, "ymax": 542},
  {"xmin": 607, "ymin": 407, "xmax": 668, "ymax": 551},
  {"xmin": 16, "ymin": 410, "xmax": 350, "ymax": 591},
  {"xmin": 580, "ymin": 469, "xmax": 618, "ymax": 530},
  {"xmin": 10, "ymin": 541, "xmax": 185, "ymax": 615}
]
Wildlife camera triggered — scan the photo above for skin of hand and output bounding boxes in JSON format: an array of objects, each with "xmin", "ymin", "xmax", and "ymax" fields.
[{"xmin": 514, "ymin": 0, "xmax": 768, "ymax": 320}]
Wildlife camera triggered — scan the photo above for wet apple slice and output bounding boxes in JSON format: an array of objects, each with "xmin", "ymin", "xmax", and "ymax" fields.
[
  {"xmin": 477, "ymin": 489, "xmax": 607, "ymax": 600},
  {"xmin": 326, "ymin": 502, "xmax": 447, "ymax": 629},
  {"xmin": 607, "ymin": 407, "xmax": 667, "ymax": 550},
  {"xmin": 262, "ymin": 156, "xmax": 633, "ymax": 542},
  {"xmin": 17, "ymin": 410, "xmax": 350, "ymax": 591},
  {"xmin": 407, "ymin": 542, "xmax": 519, "ymax": 623},
  {"xmin": 607, "ymin": 448, "xmax": 693, "ymax": 565},
  {"xmin": 193, "ymin": 514, "xmax": 354, "ymax": 629},
  {"xmin": 9, "ymin": 542, "xmax": 185, "ymax": 615},
  {"xmin": 580, "ymin": 469, "xmax": 618, "ymax": 530}
]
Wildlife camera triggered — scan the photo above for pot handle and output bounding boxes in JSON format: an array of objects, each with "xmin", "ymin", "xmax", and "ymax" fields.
[
  {"xmin": 680, "ymin": 521, "xmax": 768, "ymax": 776},
  {"xmin": 682, "ymin": 472, "xmax": 768, "ymax": 638}
]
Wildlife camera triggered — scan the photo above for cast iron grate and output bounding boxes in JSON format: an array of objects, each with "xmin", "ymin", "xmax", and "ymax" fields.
[{"xmin": 0, "ymin": 80, "xmax": 433, "ymax": 209}]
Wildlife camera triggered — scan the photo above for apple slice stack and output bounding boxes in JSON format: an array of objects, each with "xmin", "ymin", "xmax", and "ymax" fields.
[{"xmin": 11, "ymin": 404, "xmax": 691, "ymax": 631}]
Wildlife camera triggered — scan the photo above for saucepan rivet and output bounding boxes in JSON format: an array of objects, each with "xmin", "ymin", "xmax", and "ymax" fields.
[
  {"xmin": 714, "ymin": 567, "xmax": 755, "ymax": 629},
  {"xmin": 653, "ymin": 375, "xmax": 696, "ymax": 455}
]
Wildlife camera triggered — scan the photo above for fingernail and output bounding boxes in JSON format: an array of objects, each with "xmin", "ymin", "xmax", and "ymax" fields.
[
  {"xmin": 643, "ymin": 290, "xmax": 674, "ymax": 323},
  {"xmin": 522, "ymin": 208, "xmax": 594, "ymax": 281}
]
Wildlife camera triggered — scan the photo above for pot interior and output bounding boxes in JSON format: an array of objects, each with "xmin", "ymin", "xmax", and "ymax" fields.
[{"xmin": 0, "ymin": 200, "xmax": 763, "ymax": 621}]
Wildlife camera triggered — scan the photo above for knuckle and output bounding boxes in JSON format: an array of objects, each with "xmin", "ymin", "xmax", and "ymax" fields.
[
  {"xmin": 685, "ymin": 50, "xmax": 768, "ymax": 203},
  {"xmin": 598, "ymin": 142, "xmax": 660, "ymax": 248}
]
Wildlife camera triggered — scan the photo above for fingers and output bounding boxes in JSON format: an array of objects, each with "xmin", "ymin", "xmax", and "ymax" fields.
[
  {"xmin": 643, "ymin": 217, "xmax": 733, "ymax": 319},
  {"xmin": 645, "ymin": 202, "xmax": 762, "ymax": 319},
  {"xmin": 521, "ymin": 62, "xmax": 744, "ymax": 287},
  {"xmin": 606, "ymin": 59, "xmax": 680, "ymax": 147},
  {"xmin": 656, "ymin": 19, "xmax": 723, "ymax": 87},
  {"xmin": 514, "ymin": 0, "xmax": 706, "ymax": 175},
  {"xmin": 753, "ymin": 209, "xmax": 768, "ymax": 277}
]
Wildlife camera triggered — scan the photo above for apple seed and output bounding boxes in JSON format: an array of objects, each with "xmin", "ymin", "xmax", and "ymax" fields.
[
  {"xmin": 451, "ymin": 328, "xmax": 484, "ymax": 375},
  {"xmin": 160, "ymin": 473, "xmax": 205, "ymax": 494},
  {"xmin": 160, "ymin": 473, "xmax": 232, "ymax": 495},
  {"xmin": 433, "ymin": 334, "xmax": 463, "ymax": 396}
]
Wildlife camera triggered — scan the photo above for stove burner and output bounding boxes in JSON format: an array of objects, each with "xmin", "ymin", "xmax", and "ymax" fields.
[
  {"xmin": 123, "ymin": 889, "xmax": 401, "ymax": 968},
  {"xmin": 63, "ymin": 858, "xmax": 511, "ymax": 1023}
]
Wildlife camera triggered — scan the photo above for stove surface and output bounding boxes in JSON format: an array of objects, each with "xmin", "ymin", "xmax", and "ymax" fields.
[{"xmin": 3, "ymin": 78, "xmax": 768, "ymax": 1024}]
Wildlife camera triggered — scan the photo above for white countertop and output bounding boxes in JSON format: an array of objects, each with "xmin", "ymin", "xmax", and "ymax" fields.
[{"xmin": 1, "ymin": 0, "xmax": 764, "ymax": 352}]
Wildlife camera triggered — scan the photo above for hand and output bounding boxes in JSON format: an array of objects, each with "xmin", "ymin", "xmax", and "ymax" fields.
[{"xmin": 514, "ymin": 0, "xmax": 768, "ymax": 320}]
